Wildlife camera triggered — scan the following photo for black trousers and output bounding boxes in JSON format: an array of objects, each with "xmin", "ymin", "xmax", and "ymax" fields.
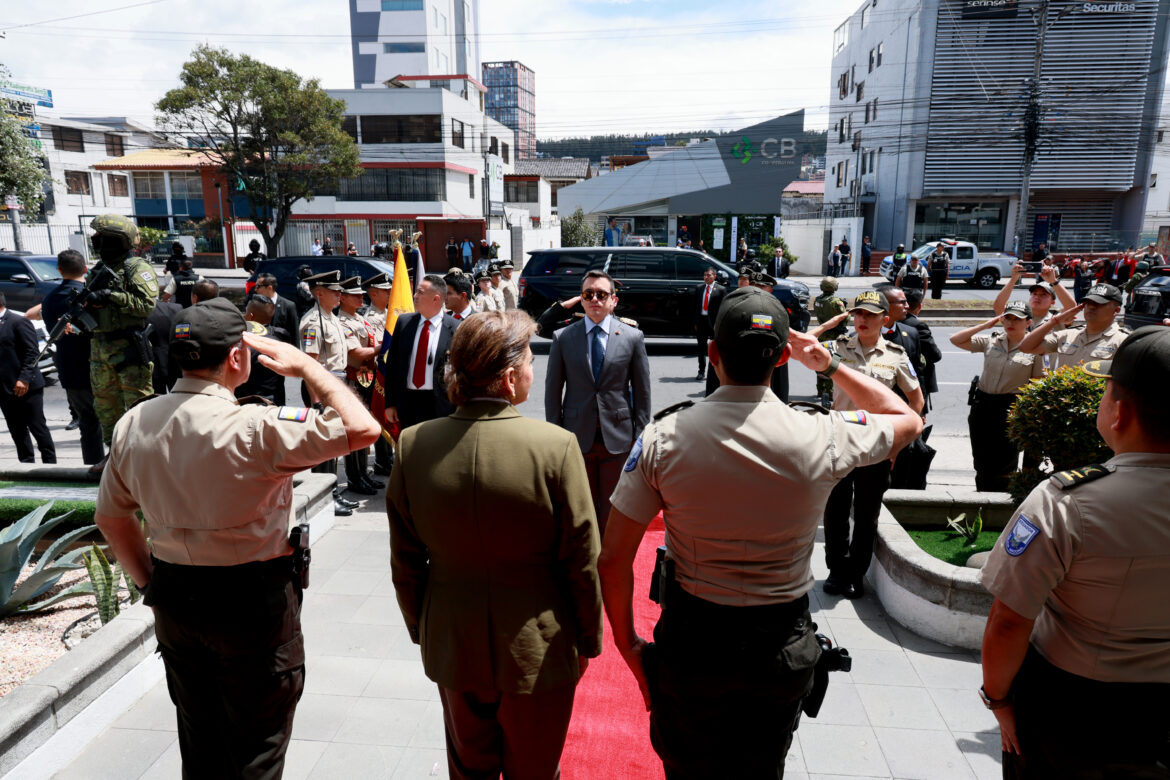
[
  {"xmin": 645, "ymin": 583, "xmax": 818, "ymax": 780},
  {"xmin": 64, "ymin": 386, "xmax": 104, "ymax": 465},
  {"xmin": 0, "ymin": 388, "xmax": 56, "ymax": 463},
  {"xmin": 694, "ymin": 320, "xmax": 712, "ymax": 373},
  {"xmin": 969, "ymin": 390, "xmax": 1019, "ymax": 492},
  {"xmin": 929, "ymin": 271, "xmax": 947, "ymax": 299},
  {"xmin": 823, "ymin": 461, "xmax": 891, "ymax": 583},
  {"xmin": 148, "ymin": 557, "xmax": 305, "ymax": 780},
  {"xmin": 374, "ymin": 435, "xmax": 392, "ymax": 471},
  {"xmin": 1004, "ymin": 647, "xmax": 1170, "ymax": 779},
  {"xmin": 399, "ymin": 388, "xmax": 440, "ymax": 430}
]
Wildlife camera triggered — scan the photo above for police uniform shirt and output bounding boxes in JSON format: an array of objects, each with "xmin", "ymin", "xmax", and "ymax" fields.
[
  {"xmin": 1039, "ymin": 322, "xmax": 1128, "ymax": 371},
  {"xmin": 490, "ymin": 284, "xmax": 507, "ymax": 311},
  {"xmin": 96, "ymin": 378, "xmax": 349, "ymax": 566},
  {"xmin": 500, "ymin": 277, "xmax": 519, "ymax": 310},
  {"xmin": 336, "ymin": 309, "xmax": 374, "ymax": 369},
  {"xmin": 163, "ymin": 272, "xmax": 204, "ymax": 296},
  {"xmin": 827, "ymin": 335, "xmax": 919, "ymax": 411},
  {"xmin": 611, "ymin": 385, "xmax": 896, "ymax": 606},
  {"xmin": 474, "ymin": 290, "xmax": 499, "ymax": 312},
  {"xmin": 1027, "ymin": 312, "xmax": 1053, "ymax": 333},
  {"xmin": 298, "ymin": 307, "xmax": 353, "ymax": 375},
  {"xmin": 365, "ymin": 305, "xmax": 388, "ymax": 334},
  {"xmin": 981, "ymin": 453, "xmax": 1170, "ymax": 683},
  {"xmin": 968, "ymin": 331, "xmax": 1044, "ymax": 394}
]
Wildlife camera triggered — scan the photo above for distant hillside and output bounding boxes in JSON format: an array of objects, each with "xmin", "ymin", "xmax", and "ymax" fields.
[{"xmin": 536, "ymin": 130, "xmax": 826, "ymax": 165}]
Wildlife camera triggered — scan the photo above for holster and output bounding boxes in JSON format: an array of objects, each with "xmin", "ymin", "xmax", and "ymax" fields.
[
  {"xmin": 967, "ymin": 375, "xmax": 980, "ymax": 407},
  {"xmin": 801, "ymin": 629, "xmax": 852, "ymax": 718},
  {"xmin": 648, "ymin": 545, "xmax": 674, "ymax": 607},
  {"xmin": 289, "ymin": 523, "xmax": 311, "ymax": 590}
]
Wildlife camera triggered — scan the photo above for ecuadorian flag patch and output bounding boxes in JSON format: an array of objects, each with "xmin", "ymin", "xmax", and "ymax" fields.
[
  {"xmin": 173, "ymin": 323, "xmax": 191, "ymax": 339},
  {"xmin": 838, "ymin": 410, "xmax": 867, "ymax": 425},
  {"xmin": 277, "ymin": 406, "xmax": 310, "ymax": 423},
  {"xmin": 750, "ymin": 314, "xmax": 773, "ymax": 330}
]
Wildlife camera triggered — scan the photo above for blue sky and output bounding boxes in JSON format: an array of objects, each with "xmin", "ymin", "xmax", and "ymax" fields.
[{"xmin": 1, "ymin": 0, "xmax": 863, "ymax": 138}]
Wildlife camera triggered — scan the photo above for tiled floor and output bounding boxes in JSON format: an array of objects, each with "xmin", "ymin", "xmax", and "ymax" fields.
[{"xmin": 21, "ymin": 495, "xmax": 1002, "ymax": 780}]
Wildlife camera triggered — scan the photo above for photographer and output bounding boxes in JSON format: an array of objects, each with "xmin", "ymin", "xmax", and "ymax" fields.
[{"xmin": 598, "ymin": 287, "xmax": 921, "ymax": 778}]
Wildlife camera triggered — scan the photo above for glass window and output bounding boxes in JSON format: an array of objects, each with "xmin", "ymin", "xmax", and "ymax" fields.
[
  {"xmin": 873, "ymin": 97, "xmax": 878, "ymax": 120},
  {"xmin": 861, "ymin": 4, "xmax": 870, "ymax": 27},
  {"xmin": 170, "ymin": 172, "xmax": 203, "ymax": 200},
  {"xmin": 105, "ymin": 134, "xmax": 124, "ymax": 157},
  {"xmin": 133, "ymin": 172, "xmax": 166, "ymax": 199},
  {"xmin": 26, "ymin": 258, "xmax": 62, "ymax": 281},
  {"xmin": 529, "ymin": 251, "xmax": 605, "ymax": 276},
  {"xmin": 869, "ymin": 49, "xmax": 876, "ymax": 73},
  {"xmin": 877, "ymin": 42, "xmax": 884, "ymax": 66},
  {"xmin": 360, "ymin": 115, "xmax": 442, "ymax": 144},
  {"xmin": 342, "ymin": 116, "xmax": 358, "ymax": 142},
  {"xmin": 675, "ymin": 253, "xmax": 713, "ymax": 281},
  {"xmin": 833, "ymin": 21, "xmax": 849, "ymax": 53},
  {"xmin": 52, "ymin": 126, "xmax": 84, "ymax": 152},
  {"xmin": 468, "ymin": 174, "xmax": 475, "ymax": 198},
  {"xmin": 451, "ymin": 119, "xmax": 465, "ymax": 149},
  {"xmin": 0, "ymin": 259, "xmax": 26, "ymax": 280},
  {"xmin": 613, "ymin": 252, "xmax": 668, "ymax": 278},
  {"xmin": 318, "ymin": 168, "xmax": 446, "ymax": 202},
  {"xmin": 501, "ymin": 142, "xmax": 510, "ymax": 164},
  {"xmin": 956, "ymin": 246, "xmax": 976, "ymax": 260},
  {"xmin": 108, "ymin": 174, "xmax": 129, "ymax": 197},
  {"xmin": 383, "ymin": 42, "xmax": 424, "ymax": 53},
  {"xmin": 65, "ymin": 170, "xmax": 91, "ymax": 195},
  {"xmin": 381, "ymin": 0, "xmax": 423, "ymax": 9}
]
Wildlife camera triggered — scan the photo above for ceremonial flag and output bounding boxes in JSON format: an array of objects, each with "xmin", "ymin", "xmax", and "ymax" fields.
[{"xmin": 369, "ymin": 242, "xmax": 416, "ymax": 441}]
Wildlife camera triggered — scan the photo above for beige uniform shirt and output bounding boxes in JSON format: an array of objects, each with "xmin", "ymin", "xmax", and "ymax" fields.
[
  {"xmin": 981, "ymin": 453, "xmax": 1170, "ymax": 683},
  {"xmin": 474, "ymin": 290, "xmax": 499, "ymax": 313},
  {"xmin": 337, "ymin": 309, "xmax": 375, "ymax": 369},
  {"xmin": 827, "ymin": 334, "xmax": 920, "ymax": 411},
  {"xmin": 500, "ymin": 278, "xmax": 519, "ymax": 311},
  {"xmin": 611, "ymin": 385, "xmax": 895, "ymax": 606},
  {"xmin": 96, "ymin": 378, "xmax": 350, "ymax": 566},
  {"xmin": 969, "ymin": 331, "xmax": 1045, "ymax": 395},
  {"xmin": 365, "ymin": 305, "xmax": 388, "ymax": 334},
  {"xmin": 490, "ymin": 285, "xmax": 507, "ymax": 311},
  {"xmin": 1039, "ymin": 322, "xmax": 1128, "ymax": 371},
  {"xmin": 299, "ymin": 307, "xmax": 354, "ymax": 376}
]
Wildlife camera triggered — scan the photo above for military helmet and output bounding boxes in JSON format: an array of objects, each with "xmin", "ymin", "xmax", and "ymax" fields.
[
  {"xmin": 820, "ymin": 276, "xmax": 839, "ymax": 293},
  {"xmin": 89, "ymin": 213, "xmax": 139, "ymax": 250}
]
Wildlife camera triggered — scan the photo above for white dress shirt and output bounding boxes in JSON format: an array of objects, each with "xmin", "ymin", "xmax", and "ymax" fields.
[{"xmin": 406, "ymin": 311, "xmax": 444, "ymax": 391}]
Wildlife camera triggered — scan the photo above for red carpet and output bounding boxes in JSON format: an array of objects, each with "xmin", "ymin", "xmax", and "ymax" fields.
[{"xmin": 561, "ymin": 515, "xmax": 666, "ymax": 780}]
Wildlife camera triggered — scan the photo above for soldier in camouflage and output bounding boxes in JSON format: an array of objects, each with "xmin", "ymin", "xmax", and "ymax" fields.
[
  {"xmin": 813, "ymin": 277, "xmax": 849, "ymax": 405},
  {"xmin": 86, "ymin": 214, "xmax": 158, "ymax": 471}
]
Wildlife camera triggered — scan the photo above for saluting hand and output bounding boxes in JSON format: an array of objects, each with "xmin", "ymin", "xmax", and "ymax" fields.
[
  {"xmin": 787, "ymin": 328, "xmax": 834, "ymax": 373},
  {"xmin": 1053, "ymin": 303, "xmax": 1084, "ymax": 327},
  {"xmin": 243, "ymin": 332, "xmax": 313, "ymax": 377},
  {"xmin": 981, "ymin": 314, "xmax": 1006, "ymax": 330},
  {"xmin": 809, "ymin": 311, "xmax": 849, "ymax": 339}
]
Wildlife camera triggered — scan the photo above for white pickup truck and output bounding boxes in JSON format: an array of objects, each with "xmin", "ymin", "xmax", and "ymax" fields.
[{"xmin": 879, "ymin": 239, "xmax": 1018, "ymax": 289}]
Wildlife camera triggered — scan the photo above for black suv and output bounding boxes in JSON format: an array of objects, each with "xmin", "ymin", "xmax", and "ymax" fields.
[
  {"xmin": 518, "ymin": 248, "xmax": 811, "ymax": 336},
  {"xmin": 245, "ymin": 256, "xmax": 397, "ymax": 300},
  {"xmin": 1124, "ymin": 268, "xmax": 1170, "ymax": 329},
  {"xmin": 0, "ymin": 253, "xmax": 64, "ymax": 312}
]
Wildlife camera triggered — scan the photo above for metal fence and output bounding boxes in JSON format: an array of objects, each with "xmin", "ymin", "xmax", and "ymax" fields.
[{"xmin": 0, "ymin": 223, "xmax": 85, "ymax": 255}]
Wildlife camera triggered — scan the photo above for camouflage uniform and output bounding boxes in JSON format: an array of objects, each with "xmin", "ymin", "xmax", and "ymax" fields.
[
  {"xmin": 813, "ymin": 278, "xmax": 849, "ymax": 402},
  {"xmin": 88, "ymin": 215, "xmax": 159, "ymax": 444}
]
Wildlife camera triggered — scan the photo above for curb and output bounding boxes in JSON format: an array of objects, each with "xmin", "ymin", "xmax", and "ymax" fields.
[{"xmin": 0, "ymin": 473, "xmax": 337, "ymax": 774}]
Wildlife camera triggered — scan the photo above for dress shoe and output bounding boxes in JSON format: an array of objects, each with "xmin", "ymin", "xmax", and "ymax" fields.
[
  {"xmin": 347, "ymin": 481, "xmax": 378, "ymax": 496},
  {"xmin": 332, "ymin": 498, "xmax": 353, "ymax": 516},
  {"xmin": 333, "ymin": 490, "xmax": 359, "ymax": 509},
  {"xmin": 363, "ymin": 474, "xmax": 385, "ymax": 490},
  {"xmin": 66, "ymin": 418, "xmax": 80, "ymax": 431},
  {"xmin": 844, "ymin": 580, "xmax": 865, "ymax": 600},
  {"xmin": 822, "ymin": 574, "xmax": 849, "ymax": 596},
  {"xmin": 696, "ymin": 370, "xmax": 705, "ymax": 381},
  {"xmin": 373, "ymin": 464, "xmax": 392, "ymax": 477}
]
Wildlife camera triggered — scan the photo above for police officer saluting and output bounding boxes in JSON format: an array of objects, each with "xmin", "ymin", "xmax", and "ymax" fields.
[
  {"xmin": 979, "ymin": 325, "xmax": 1170, "ymax": 778},
  {"xmin": 94, "ymin": 298, "xmax": 380, "ymax": 778},
  {"xmin": 599, "ymin": 287, "xmax": 922, "ymax": 779}
]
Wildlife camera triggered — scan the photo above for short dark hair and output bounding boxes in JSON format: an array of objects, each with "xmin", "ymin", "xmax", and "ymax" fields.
[
  {"xmin": 582, "ymin": 269, "xmax": 615, "ymax": 293},
  {"xmin": 256, "ymin": 273, "xmax": 277, "ymax": 288},
  {"xmin": 421, "ymin": 274, "xmax": 447, "ymax": 298},
  {"xmin": 57, "ymin": 248, "xmax": 86, "ymax": 277},
  {"xmin": 180, "ymin": 258, "xmax": 194, "ymax": 271},
  {"xmin": 876, "ymin": 283, "xmax": 902, "ymax": 301},
  {"xmin": 193, "ymin": 279, "xmax": 219, "ymax": 301},
  {"xmin": 718, "ymin": 344, "xmax": 777, "ymax": 385},
  {"xmin": 904, "ymin": 289, "xmax": 925, "ymax": 308},
  {"xmin": 1111, "ymin": 381, "xmax": 1170, "ymax": 441},
  {"xmin": 445, "ymin": 273, "xmax": 472, "ymax": 299}
]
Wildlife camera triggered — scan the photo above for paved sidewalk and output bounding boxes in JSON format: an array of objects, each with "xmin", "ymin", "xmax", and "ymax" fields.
[{"xmin": 6, "ymin": 486, "xmax": 1002, "ymax": 780}]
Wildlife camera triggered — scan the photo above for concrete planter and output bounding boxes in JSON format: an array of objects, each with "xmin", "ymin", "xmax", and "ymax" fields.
[
  {"xmin": 0, "ymin": 473, "xmax": 337, "ymax": 774},
  {"xmin": 869, "ymin": 489, "xmax": 1017, "ymax": 651}
]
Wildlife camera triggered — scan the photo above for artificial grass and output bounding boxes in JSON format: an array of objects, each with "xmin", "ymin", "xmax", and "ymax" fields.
[
  {"xmin": 906, "ymin": 526, "xmax": 1002, "ymax": 567},
  {"xmin": 0, "ymin": 481, "xmax": 98, "ymax": 531}
]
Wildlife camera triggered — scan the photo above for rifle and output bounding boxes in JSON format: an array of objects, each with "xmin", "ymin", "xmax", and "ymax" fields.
[{"xmin": 36, "ymin": 264, "xmax": 118, "ymax": 362}]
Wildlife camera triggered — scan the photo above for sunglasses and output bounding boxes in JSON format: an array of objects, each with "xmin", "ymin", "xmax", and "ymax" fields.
[{"xmin": 581, "ymin": 290, "xmax": 611, "ymax": 302}]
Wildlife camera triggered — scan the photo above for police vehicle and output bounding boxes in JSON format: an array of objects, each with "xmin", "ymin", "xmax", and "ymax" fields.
[{"xmin": 878, "ymin": 239, "xmax": 1018, "ymax": 289}]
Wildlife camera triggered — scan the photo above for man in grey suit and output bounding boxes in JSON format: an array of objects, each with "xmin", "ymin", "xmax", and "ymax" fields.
[{"xmin": 546, "ymin": 270, "xmax": 651, "ymax": 534}]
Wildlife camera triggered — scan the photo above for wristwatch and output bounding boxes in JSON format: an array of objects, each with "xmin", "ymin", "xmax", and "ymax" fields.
[
  {"xmin": 818, "ymin": 353, "xmax": 840, "ymax": 379},
  {"xmin": 978, "ymin": 686, "xmax": 1010, "ymax": 710}
]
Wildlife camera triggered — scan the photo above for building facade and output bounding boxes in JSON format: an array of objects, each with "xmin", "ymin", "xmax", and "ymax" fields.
[
  {"xmin": 349, "ymin": 0, "xmax": 481, "ymax": 89},
  {"xmin": 513, "ymin": 158, "xmax": 592, "ymax": 212},
  {"xmin": 826, "ymin": 0, "xmax": 1170, "ymax": 255},
  {"xmin": 483, "ymin": 61, "xmax": 536, "ymax": 160}
]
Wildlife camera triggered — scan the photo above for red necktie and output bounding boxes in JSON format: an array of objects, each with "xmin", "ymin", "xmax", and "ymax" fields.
[
  {"xmin": 454, "ymin": 312, "xmax": 462, "ymax": 320},
  {"xmin": 412, "ymin": 320, "xmax": 430, "ymax": 389},
  {"xmin": 703, "ymin": 285, "xmax": 710, "ymax": 312}
]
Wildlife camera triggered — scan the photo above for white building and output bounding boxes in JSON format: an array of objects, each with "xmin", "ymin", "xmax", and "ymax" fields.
[
  {"xmin": 1142, "ymin": 77, "xmax": 1170, "ymax": 238},
  {"xmin": 348, "ymin": 0, "xmax": 480, "ymax": 89}
]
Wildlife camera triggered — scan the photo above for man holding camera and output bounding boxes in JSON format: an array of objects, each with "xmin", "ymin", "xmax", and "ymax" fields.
[
  {"xmin": 598, "ymin": 287, "xmax": 922, "ymax": 779},
  {"xmin": 95, "ymin": 298, "xmax": 380, "ymax": 778}
]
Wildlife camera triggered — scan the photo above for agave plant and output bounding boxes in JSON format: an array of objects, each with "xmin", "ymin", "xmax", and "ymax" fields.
[
  {"xmin": 0, "ymin": 502, "xmax": 97, "ymax": 619},
  {"xmin": 945, "ymin": 508, "xmax": 984, "ymax": 546}
]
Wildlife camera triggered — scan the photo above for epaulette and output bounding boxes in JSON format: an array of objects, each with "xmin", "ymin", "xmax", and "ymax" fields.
[
  {"xmin": 128, "ymin": 393, "xmax": 160, "ymax": 410},
  {"xmin": 618, "ymin": 316, "xmax": 640, "ymax": 329},
  {"xmin": 237, "ymin": 395, "xmax": 275, "ymax": 406},
  {"xmin": 884, "ymin": 340, "xmax": 906, "ymax": 353},
  {"xmin": 653, "ymin": 400, "xmax": 693, "ymax": 421},
  {"xmin": 1049, "ymin": 463, "xmax": 1114, "ymax": 490},
  {"xmin": 835, "ymin": 333, "xmax": 851, "ymax": 343},
  {"xmin": 788, "ymin": 400, "xmax": 831, "ymax": 415},
  {"xmin": 245, "ymin": 321, "xmax": 270, "ymax": 336},
  {"xmin": 1065, "ymin": 321, "xmax": 1086, "ymax": 330}
]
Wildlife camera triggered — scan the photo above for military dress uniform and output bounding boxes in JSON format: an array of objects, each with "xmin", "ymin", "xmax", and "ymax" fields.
[
  {"xmin": 299, "ymin": 272, "xmax": 358, "ymax": 482},
  {"xmin": 96, "ymin": 299, "xmax": 354, "ymax": 777},
  {"xmin": 87, "ymin": 215, "xmax": 160, "ymax": 446},
  {"xmin": 362, "ymin": 272, "xmax": 394, "ymax": 476},
  {"xmin": 610, "ymin": 289, "xmax": 900, "ymax": 778},
  {"xmin": 338, "ymin": 277, "xmax": 380, "ymax": 491},
  {"xmin": 498, "ymin": 262, "xmax": 520, "ymax": 311},
  {"xmin": 813, "ymin": 284, "xmax": 848, "ymax": 402},
  {"xmin": 823, "ymin": 294, "xmax": 919, "ymax": 595}
]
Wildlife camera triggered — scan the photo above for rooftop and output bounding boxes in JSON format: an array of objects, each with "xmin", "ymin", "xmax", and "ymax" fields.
[
  {"xmin": 92, "ymin": 147, "xmax": 218, "ymax": 171},
  {"xmin": 784, "ymin": 180, "xmax": 825, "ymax": 196},
  {"xmin": 513, "ymin": 158, "xmax": 593, "ymax": 179}
]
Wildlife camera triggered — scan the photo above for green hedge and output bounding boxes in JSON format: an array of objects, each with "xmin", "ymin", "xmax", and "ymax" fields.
[{"xmin": 0, "ymin": 482, "xmax": 98, "ymax": 533}]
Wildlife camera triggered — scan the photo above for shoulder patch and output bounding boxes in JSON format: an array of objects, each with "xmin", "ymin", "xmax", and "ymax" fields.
[
  {"xmin": 276, "ymin": 406, "xmax": 310, "ymax": 422},
  {"xmin": 1049, "ymin": 463, "xmax": 1114, "ymax": 490},
  {"xmin": 237, "ymin": 395, "xmax": 275, "ymax": 406},
  {"xmin": 653, "ymin": 400, "xmax": 694, "ymax": 421},
  {"xmin": 623, "ymin": 435, "xmax": 643, "ymax": 472},
  {"xmin": 885, "ymin": 341, "xmax": 906, "ymax": 353},
  {"xmin": 618, "ymin": 316, "xmax": 640, "ymax": 329},
  {"xmin": 140, "ymin": 271, "xmax": 153, "ymax": 282},
  {"xmin": 245, "ymin": 321, "xmax": 270, "ymax": 336},
  {"xmin": 1004, "ymin": 514, "xmax": 1041, "ymax": 557},
  {"xmin": 837, "ymin": 410, "xmax": 868, "ymax": 425}
]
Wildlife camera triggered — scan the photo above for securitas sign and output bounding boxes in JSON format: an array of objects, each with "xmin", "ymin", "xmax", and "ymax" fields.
[
  {"xmin": 961, "ymin": 0, "xmax": 1019, "ymax": 19},
  {"xmin": 1080, "ymin": 1, "xmax": 1136, "ymax": 11}
]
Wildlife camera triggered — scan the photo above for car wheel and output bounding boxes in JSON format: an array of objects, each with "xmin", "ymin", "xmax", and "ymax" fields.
[{"xmin": 976, "ymin": 269, "xmax": 999, "ymax": 289}]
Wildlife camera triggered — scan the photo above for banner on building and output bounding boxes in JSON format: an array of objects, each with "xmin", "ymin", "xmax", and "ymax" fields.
[
  {"xmin": 961, "ymin": 0, "xmax": 1019, "ymax": 19},
  {"xmin": 0, "ymin": 82, "xmax": 53, "ymax": 108}
]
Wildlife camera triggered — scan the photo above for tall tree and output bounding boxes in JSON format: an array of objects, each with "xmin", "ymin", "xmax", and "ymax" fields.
[
  {"xmin": 0, "ymin": 65, "xmax": 50, "ymax": 250},
  {"xmin": 156, "ymin": 45, "xmax": 362, "ymax": 258}
]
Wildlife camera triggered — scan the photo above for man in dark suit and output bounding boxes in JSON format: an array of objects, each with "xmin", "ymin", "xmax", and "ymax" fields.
[
  {"xmin": 692, "ymin": 267, "xmax": 725, "ymax": 380},
  {"xmin": 877, "ymin": 286, "xmax": 923, "ymax": 406},
  {"xmin": 147, "ymin": 298, "xmax": 182, "ymax": 394},
  {"xmin": 387, "ymin": 274, "xmax": 459, "ymax": 431},
  {"xmin": 902, "ymin": 289, "xmax": 941, "ymax": 411},
  {"xmin": 0, "ymin": 293, "xmax": 56, "ymax": 463},
  {"xmin": 546, "ymin": 269, "xmax": 652, "ymax": 532},
  {"xmin": 253, "ymin": 273, "xmax": 299, "ymax": 346},
  {"xmin": 41, "ymin": 250, "xmax": 103, "ymax": 464}
]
